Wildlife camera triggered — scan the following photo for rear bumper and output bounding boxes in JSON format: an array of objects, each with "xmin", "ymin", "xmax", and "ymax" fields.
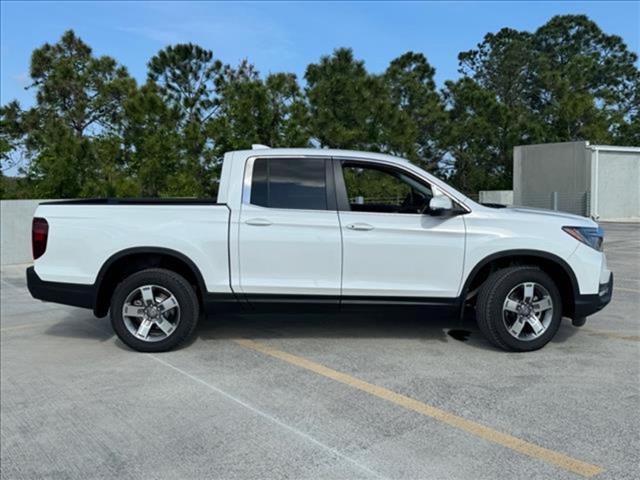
[
  {"xmin": 26, "ymin": 267, "xmax": 95, "ymax": 310},
  {"xmin": 573, "ymin": 273, "xmax": 613, "ymax": 318}
]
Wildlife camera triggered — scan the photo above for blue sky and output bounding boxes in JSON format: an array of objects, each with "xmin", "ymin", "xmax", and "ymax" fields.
[{"xmin": 1, "ymin": 1, "xmax": 639, "ymax": 108}]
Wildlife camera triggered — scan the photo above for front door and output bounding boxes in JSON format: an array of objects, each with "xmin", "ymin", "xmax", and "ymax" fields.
[
  {"xmin": 336, "ymin": 159, "xmax": 466, "ymax": 300},
  {"xmin": 238, "ymin": 157, "xmax": 342, "ymax": 301}
]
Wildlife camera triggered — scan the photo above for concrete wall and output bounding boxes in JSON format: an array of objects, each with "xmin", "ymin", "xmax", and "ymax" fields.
[
  {"xmin": 1, "ymin": 200, "xmax": 53, "ymax": 265},
  {"xmin": 595, "ymin": 149, "xmax": 640, "ymax": 221},
  {"xmin": 479, "ymin": 190, "xmax": 513, "ymax": 205}
]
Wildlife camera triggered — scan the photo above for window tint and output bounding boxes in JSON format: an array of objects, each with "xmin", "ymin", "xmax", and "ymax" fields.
[
  {"xmin": 341, "ymin": 162, "xmax": 433, "ymax": 214},
  {"xmin": 250, "ymin": 158, "xmax": 328, "ymax": 210}
]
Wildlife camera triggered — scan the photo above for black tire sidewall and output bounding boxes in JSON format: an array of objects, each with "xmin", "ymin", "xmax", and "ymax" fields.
[
  {"xmin": 110, "ymin": 269, "xmax": 199, "ymax": 352},
  {"xmin": 483, "ymin": 268, "xmax": 562, "ymax": 351}
]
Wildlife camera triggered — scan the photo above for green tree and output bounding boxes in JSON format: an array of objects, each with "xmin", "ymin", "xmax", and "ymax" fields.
[
  {"xmin": 617, "ymin": 111, "xmax": 640, "ymax": 145},
  {"xmin": 29, "ymin": 30, "xmax": 134, "ymax": 138},
  {"xmin": 0, "ymin": 101, "xmax": 25, "ymax": 197},
  {"xmin": 0, "ymin": 102, "xmax": 23, "ymax": 168},
  {"xmin": 452, "ymin": 28, "xmax": 545, "ymax": 190},
  {"xmin": 264, "ymin": 72, "xmax": 310, "ymax": 147},
  {"xmin": 147, "ymin": 43, "xmax": 224, "ymax": 195},
  {"xmin": 441, "ymin": 78, "xmax": 513, "ymax": 192},
  {"xmin": 305, "ymin": 49, "xmax": 447, "ymax": 174},
  {"xmin": 459, "ymin": 28, "xmax": 537, "ymax": 110},
  {"xmin": 381, "ymin": 52, "xmax": 446, "ymax": 172},
  {"xmin": 1, "ymin": 30, "xmax": 135, "ymax": 198},
  {"xmin": 305, "ymin": 48, "xmax": 380, "ymax": 149},
  {"xmin": 209, "ymin": 67, "xmax": 309, "ymax": 156},
  {"xmin": 148, "ymin": 43, "xmax": 222, "ymax": 124},
  {"xmin": 121, "ymin": 82, "xmax": 186, "ymax": 196},
  {"xmin": 532, "ymin": 15, "xmax": 639, "ymax": 143}
]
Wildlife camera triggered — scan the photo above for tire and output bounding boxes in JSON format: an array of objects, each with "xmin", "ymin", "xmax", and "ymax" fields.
[
  {"xmin": 110, "ymin": 268, "xmax": 199, "ymax": 352},
  {"xmin": 476, "ymin": 266, "xmax": 562, "ymax": 352}
]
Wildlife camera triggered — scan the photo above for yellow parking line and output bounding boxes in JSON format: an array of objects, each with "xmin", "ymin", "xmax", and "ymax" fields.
[
  {"xmin": 235, "ymin": 338, "xmax": 604, "ymax": 478},
  {"xmin": 582, "ymin": 328, "xmax": 640, "ymax": 342}
]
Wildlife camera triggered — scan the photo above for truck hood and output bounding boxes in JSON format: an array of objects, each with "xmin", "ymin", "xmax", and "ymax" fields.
[{"xmin": 498, "ymin": 206, "xmax": 597, "ymax": 227}]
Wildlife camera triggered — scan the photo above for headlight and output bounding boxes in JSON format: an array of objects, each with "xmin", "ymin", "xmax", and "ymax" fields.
[{"xmin": 562, "ymin": 226, "xmax": 604, "ymax": 251}]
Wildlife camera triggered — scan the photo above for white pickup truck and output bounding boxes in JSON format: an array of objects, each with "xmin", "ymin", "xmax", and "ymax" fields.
[{"xmin": 27, "ymin": 147, "xmax": 613, "ymax": 352}]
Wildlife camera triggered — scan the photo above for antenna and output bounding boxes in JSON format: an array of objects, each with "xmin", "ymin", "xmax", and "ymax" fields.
[{"xmin": 251, "ymin": 144, "xmax": 271, "ymax": 150}]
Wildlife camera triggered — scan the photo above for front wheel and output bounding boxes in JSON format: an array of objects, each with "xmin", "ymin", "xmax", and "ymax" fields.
[
  {"xmin": 476, "ymin": 266, "xmax": 562, "ymax": 352},
  {"xmin": 110, "ymin": 268, "xmax": 200, "ymax": 352}
]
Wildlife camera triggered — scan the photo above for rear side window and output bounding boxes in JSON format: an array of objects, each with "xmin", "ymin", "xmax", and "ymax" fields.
[{"xmin": 250, "ymin": 158, "xmax": 328, "ymax": 210}]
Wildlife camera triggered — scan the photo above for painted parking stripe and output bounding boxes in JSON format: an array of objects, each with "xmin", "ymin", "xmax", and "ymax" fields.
[
  {"xmin": 581, "ymin": 328, "xmax": 640, "ymax": 342},
  {"xmin": 235, "ymin": 338, "xmax": 604, "ymax": 478},
  {"xmin": 148, "ymin": 354, "xmax": 385, "ymax": 479}
]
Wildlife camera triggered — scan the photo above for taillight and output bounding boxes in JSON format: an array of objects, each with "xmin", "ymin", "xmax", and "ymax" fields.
[{"xmin": 32, "ymin": 217, "xmax": 49, "ymax": 260}]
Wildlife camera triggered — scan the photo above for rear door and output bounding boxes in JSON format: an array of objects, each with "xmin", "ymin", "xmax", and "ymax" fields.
[
  {"xmin": 335, "ymin": 158, "xmax": 466, "ymax": 300},
  {"xmin": 237, "ymin": 156, "xmax": 342, "ymax": 302}
]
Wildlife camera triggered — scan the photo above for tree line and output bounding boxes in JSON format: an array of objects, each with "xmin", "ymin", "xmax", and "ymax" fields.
[{"xmin": 1, "ymin": 14, "xmax": 638, "ymax": 199}]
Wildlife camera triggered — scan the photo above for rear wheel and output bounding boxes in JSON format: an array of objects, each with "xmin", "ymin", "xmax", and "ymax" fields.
[
  {"xmin": 476, "ymin": 266, "xmax": 561, "ymax": 351},
  {"xmin": 110, "ymin": 268, "xmax": 199, "ymax": 352}
]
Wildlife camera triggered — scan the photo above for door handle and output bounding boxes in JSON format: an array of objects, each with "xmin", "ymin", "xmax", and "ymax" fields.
[
  {"xmin": 346, "ymin": 223, "xmax": 374, "ymax": 231},
  {"xmin": 245, "ymin": 218, "xmax": 272, "ymax": 227}
]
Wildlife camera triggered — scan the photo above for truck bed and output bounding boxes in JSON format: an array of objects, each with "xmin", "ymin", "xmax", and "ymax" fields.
[{"xmin": 33, "ymin": 201, "xmax": 232, "ymax": 294}]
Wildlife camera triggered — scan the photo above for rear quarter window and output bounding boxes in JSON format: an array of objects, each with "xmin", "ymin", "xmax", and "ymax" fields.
[{"xmin": 250, "ymin": 158, "xmax": 328, "ymax": 210}]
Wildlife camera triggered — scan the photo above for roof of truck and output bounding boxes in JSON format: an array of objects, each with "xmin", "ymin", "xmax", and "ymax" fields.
[{"xmin": 229, "ymin": 147, "xmax": 412, "ymax": 164}]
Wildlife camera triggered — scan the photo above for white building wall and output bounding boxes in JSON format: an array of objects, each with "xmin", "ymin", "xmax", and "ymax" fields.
[{"xmin": 592, "ymin": 147, "xmax": 640, "ymax": 221}]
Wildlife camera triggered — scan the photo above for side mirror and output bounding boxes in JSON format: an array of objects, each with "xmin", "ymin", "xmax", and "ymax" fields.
[{"xmin": 428, "ymin": 195, "xmax": 453, "ymax": 216}]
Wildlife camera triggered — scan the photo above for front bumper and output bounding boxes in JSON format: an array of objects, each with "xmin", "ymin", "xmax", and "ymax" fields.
[
  {"xmin": 573, "ymin": 273, "xmax": 613, "ymax": 318},
  {"xmin": 26, "ymin": 266, "xmax": 95, "ymax": 310}
]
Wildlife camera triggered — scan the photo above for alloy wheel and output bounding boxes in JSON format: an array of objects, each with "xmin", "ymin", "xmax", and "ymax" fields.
[
  {"xmin": 122, "ymin": 285, "xmax": 181, "ymax": 342},
  {"xmin": 502, "ymin": 282, "xmax": 554, "ymax": 341}
]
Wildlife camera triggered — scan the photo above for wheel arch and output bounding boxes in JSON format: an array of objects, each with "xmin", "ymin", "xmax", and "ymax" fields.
[
  {"xmin": 461, "ymin": 250, "xmax": 579, "ymax": 318},
  {"xmin": 93, "ymin": 247, "xmax": 207, "ymax": 317}
]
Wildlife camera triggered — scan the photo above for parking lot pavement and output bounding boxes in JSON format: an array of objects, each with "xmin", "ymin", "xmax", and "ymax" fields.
[{"xmin": 1, "ymin": 223, "xmax": 638, "ymax": 480}]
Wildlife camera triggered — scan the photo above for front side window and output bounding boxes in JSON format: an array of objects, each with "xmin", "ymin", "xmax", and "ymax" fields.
[
  {"xmin": 341, "ymin": 162, "xmax": 433, "ymax": 214},
  {"xmin": 250, "ymin": 158, "xmax": 328, "ymax": 210}
]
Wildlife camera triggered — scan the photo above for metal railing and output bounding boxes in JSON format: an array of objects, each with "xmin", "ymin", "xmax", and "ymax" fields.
[{"xmin": 517, "ymin": 192, "xmax": 590, "ymax": 216}]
